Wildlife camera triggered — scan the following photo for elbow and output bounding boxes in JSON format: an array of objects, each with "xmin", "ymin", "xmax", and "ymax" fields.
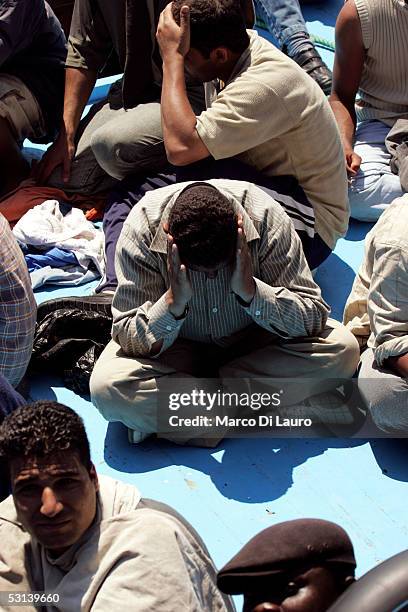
[
  {"xmin": 306, "ymin": 303, "xmax": 329, "ymax": 337},
  {"xmin": 166, "ymin": 145, "xmax": 194, "ymax": 167}
]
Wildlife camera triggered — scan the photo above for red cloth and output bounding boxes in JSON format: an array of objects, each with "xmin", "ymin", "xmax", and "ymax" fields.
[{"xmin": 0, "ymin": 185, "xmax": 107, "ymax": 226}]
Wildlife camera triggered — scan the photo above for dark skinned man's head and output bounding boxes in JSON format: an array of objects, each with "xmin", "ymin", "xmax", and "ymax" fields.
[
  {"xmin": 171, "ymin": 0, "xmax": 250, "ymax": 82},
  {"xmin": 0, "ymin": 401, "xmax": 98, "ymax": 557},
  {"xmin": 168, "ymin": 183, "xmax": 237, "ymax": 273},
  {"xmin": 217, "ymin": 519, "xmax": 356, "ymax": 612}
]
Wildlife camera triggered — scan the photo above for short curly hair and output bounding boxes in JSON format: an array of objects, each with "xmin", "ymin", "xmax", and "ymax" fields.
[
  {"xmin": 0, "ymin": 401, "xmax": 92, "ymax": 472},
  {"xmin": 169, "ymin": 183, "xmax": 237, "ymax": 268},
  {"xmin": 172, "ymin": 0, "xmax": 249, "ymax": 57}
]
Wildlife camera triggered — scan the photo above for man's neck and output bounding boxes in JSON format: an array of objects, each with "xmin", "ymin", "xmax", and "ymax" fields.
[{"xmin": 217, "ymin": 53, "xmax": 242, "ymax": 83}]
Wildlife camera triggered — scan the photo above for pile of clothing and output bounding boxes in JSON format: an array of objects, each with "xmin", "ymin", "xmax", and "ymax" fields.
[{"xmin": 12, "ymin": 200, "xmax": 105, "ymax": 289}]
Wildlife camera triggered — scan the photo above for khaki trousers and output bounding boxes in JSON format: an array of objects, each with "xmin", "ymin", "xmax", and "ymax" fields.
[{"xmin": 90, "ymin": 319, "xmax": 360, "ymax": 440}]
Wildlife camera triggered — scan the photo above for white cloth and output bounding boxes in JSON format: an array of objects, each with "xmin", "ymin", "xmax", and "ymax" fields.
[{"xmin": 13, "ymin": 200, "xmax": 105, "ymax": 277}]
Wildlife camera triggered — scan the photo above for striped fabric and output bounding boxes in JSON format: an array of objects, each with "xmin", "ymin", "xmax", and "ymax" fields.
[
  {"xmin": 344, "ymin": 194, "xmax": 408, "ymax": 365},
  {"xmin": 263, "ymin": 187, "xmax": 315, "ymax": 238},
  {"xmin": 0, "ymin": 214, "xmax": 36, "ymax": 387},
  {"xmin": 112, "ymin": 180, "xmax": 329, "ymax": 358},
  {"xmin": 355, "ymin": 0, "xmax": 408, "ymax": 126}
]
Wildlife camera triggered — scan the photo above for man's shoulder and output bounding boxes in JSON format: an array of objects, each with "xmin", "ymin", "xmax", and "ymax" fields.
[
  {"xmin": 98, "ymin": 474, "xmax": 141, "ymax": 520},
  {"xmin": 237, "ymin": 30, "xmax": 315, "ymax": 94},
  {"xmin": 0, "ymin": 494, "xmax": 19, "ymax": 525}
]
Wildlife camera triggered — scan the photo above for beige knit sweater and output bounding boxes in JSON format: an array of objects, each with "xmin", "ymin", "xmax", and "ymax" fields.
[{"xmin": 355, "ymin": 0, "xmax": 408, "ymax": 127}]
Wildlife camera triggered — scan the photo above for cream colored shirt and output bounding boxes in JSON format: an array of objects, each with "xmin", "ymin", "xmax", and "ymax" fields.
[
  {"xmin": 344, "ymin": 195, "xmax": 408, "ymax": 365},
  {"xmin": 355, "ymin": 0, "xmax": 408, "ymax": 127},
  {"xmin": 195, "ymin": 30, "xmax": 349, "ymax": 250},
  {"xmin": 0, "ymin": 475, "xmax": 233, "ymax": 612}
]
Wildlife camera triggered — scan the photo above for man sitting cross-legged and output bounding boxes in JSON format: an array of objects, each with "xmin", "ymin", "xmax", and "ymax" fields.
[
  {"xmin": 0, "ymin": 401, "xmax": 233, "ymax": 612},
  {"xmin": 90, "ymin": 180, "xmax": 359, "ymax": 444}
]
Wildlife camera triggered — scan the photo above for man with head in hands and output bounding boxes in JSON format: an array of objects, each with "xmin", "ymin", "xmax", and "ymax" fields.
[{"xmin": 90, "ymin": 180, "xmax": 359, "ymax": 445}]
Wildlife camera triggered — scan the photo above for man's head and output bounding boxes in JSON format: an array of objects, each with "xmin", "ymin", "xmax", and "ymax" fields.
[
  {"xmin": 166, "ymin": 182, "xmax": 238, "ymax": 273},
  {"xmin": 217, "ymin": 519, "xmax": 356, "ymax": 612},
  {"xmin": 0, "ymin": 401, "xmax": 98, "ymax": 557},
  {"xmin": 172, "ymin": 0, "xmax": 249, "ymax": 81}
]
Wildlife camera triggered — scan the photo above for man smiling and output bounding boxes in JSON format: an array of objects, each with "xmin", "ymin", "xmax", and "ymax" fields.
[{"xmin": 0, "ymin": 401, "xmax": 233, "ymax": 611}]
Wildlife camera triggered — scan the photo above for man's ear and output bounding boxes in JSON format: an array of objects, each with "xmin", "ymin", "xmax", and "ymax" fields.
[
  {"xmin": 209, "ymin": 47, "xmax": 230, "ymax": 65},
  {"xmin": 341, "ymin": 575, "xmax": 356, "ymax": 593},
  {"xmin": 162, "ymin": 221, "xmax": 169, "ymax": 234},
  {"xmin": 89, "ymin": 463, "xmax": 99, "ymax": 492}
]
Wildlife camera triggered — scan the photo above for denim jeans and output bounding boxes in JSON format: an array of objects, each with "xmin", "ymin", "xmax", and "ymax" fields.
[
  {"xmin": 254, "ymin": 0, "xmax": 308, "ymax": 48},
  {"xmin": 349, "ymin": 120, "xmax": 405, "ymax": 221}
]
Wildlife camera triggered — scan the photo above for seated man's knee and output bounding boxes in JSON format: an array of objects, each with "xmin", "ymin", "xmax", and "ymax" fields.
[
  {"xmin": 325, "ymin": 324, "xmax": 360, "ymax": 378},
  {"xmin": 358, "ymin": 355, "xmax": 408, "ymax": 434},
  {"xmin": 90, "ymin": 351, "xmax": 160, "ymax": 433},
  {"xmin": 90, "ymin": 126, "xmax": 166, "ymax": 181},
  {"xmin": 349, "ymin": 173, "xmax": 404, "ymax": 222},
  {"xmin": 90, "ymin": 127, "xmax": 126, "ymax": 180},
  {"xmin": 89, "ymin": 363, "xmax": 116, "ymax": 420}
]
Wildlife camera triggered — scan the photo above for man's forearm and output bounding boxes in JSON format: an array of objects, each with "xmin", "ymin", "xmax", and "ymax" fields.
[
  {"xmin": 62, "ymin": 67, "xmax": 97, "ymax": 139},
  {"xmin": 329, "ymin": 95, "xmax": 356, "ymax": 153},
  {"xmin": 161, "ymin": 56, "xmax": 197, "ymax": 164},
  {"xmin": 387, "ymin": 353, "xmax": 408, "ymax": 378},
  {"xmin": 239, "ymin": 278, "xmax": 329, "ymax": 338}
]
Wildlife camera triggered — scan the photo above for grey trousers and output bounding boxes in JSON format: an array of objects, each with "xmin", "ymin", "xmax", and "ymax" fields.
[
  {"xmin": 48, "ymin": 80, "xmax": 205, "ymax": 194},
  {"xmin": 358, "ymin": 348, "xmax": 408, "ymax": 435}
]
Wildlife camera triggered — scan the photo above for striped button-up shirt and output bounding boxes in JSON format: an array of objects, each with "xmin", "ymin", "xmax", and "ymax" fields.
[
  {"xmin": 344, "ymin": 194, "xmax": 408, "ymax": 365},
  {"xmin": 0, "ymin": 214, "xmax": 36, "ymax": 387},
  {"xmin": 112, "ymin": 180, "xmax": 330, "ymax": 358}
]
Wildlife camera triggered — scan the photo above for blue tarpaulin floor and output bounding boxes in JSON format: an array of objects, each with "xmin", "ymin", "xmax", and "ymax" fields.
[{"xmin": 26, "ymin": 0, "xmax": 407, "ymax": 605}]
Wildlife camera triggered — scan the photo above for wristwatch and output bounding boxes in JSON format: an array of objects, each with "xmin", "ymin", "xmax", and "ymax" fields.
[
  {"xmin": 233, "ymin": 292, "xmax": 252, "ymax": 307},
  {"xmin": 172, "ymin": 304, "xmax": 190, "ymax": 320}
]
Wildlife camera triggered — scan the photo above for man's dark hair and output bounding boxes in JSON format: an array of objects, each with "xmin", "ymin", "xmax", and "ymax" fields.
[
  {"xmin": 172, "ymin": 0, "xmax": 250, "ymax": 57},
  {"xmin": 169, "ymin": 183, "xmax": 237, "ymax": 268},
  {"xmin": 0, "ymin": 401, "xmax": 92, "ymax": 472}
]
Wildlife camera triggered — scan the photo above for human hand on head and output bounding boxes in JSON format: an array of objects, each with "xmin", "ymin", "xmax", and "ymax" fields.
[
  {"xmin": 230, "ymin": 215, "xmax": 256, "ymax": 304},
  {"xmin": 156, "ymin": 3, "xmax": 191, "ymax": 60},
  {"xmin": 166, "ymin": 233, "xmax": 193, "ymax": 317}
]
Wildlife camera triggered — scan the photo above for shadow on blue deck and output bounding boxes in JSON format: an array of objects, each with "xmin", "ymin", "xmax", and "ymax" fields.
[{"xmin": 105, "ymin": 427, "xmax": 367, "ymax": 502}]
